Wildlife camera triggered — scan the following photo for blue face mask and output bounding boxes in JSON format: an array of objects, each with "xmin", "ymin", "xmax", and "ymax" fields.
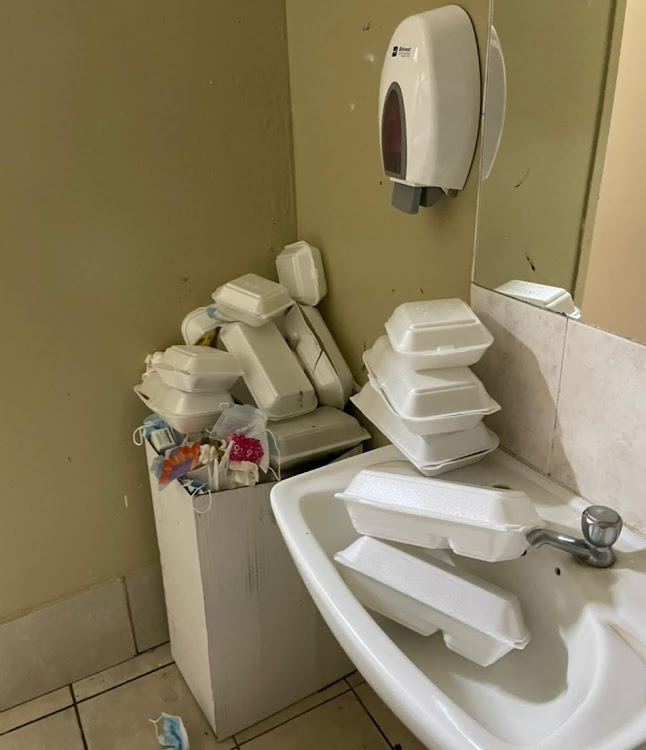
[{"xmin": 150, "ymin": 713, "xmax": 190, "ymax": 750}]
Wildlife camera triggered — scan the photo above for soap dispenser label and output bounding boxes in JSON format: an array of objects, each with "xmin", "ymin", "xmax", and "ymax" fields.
[{"xmin": 393, "ymin": 45, "xmax": 411, "ymax": 58}]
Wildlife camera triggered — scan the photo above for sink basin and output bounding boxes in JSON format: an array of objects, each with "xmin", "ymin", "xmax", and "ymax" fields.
[{"xmin": 271, "ymin": 446, "xmax": 646, "ymax": 750}]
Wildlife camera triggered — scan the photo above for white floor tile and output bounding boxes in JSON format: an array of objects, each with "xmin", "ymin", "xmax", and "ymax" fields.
[
  {"xmin": 73, "ymin": 643, "xmax": 172, "ymax": 701},
  {"xmin": 240, "ymin": 691, "xmax": 389, "ymax": 749},
  {"xmin": 0, "ymin": 687, "xmax": 72, "ymax": 736},
  {"xmin": 0, "ymin": 708, "xmax": 83, "ymax": 749},
  {"xmin": 78, "ymin": 664, "xmax": 234, "ymax": 749},
  {"xmin": 234, "ymin": 679, "xmax": 348, "ymax": 744},
  {"xmin": 355, "ymin": 683, "xmax": 427, "ymax": 750}
]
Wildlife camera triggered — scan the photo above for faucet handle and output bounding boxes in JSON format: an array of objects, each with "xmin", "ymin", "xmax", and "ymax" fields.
[{"xmin": 582, "ymin": 506, "xmax": 623, "ymax": 548}]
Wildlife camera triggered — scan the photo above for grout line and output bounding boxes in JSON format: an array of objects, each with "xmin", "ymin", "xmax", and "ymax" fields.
[
  {"xmin": 72, "ymin": 701, "xmax": 90, "ymax": 750},
  {"xmin": 349, "ymin": 684, "xmax": 394, "ymax": 749},
  {"xmin": 74, "ymin": 661, "xmax": 174, "ymax": 704},
  {"xmin": 121, "ymin": 577, "xmax": 138, "ymax": 653},
  {"xmin": 546, "ymin": 317, "xmax": 570, "ymax": 475},
  {"xmin": 68, "ymin": 640, "xmax": 171, "ymax": 702},
  {"xmin": 235, "ymin": 686, "xmax": 352, "ymax": 746},
  {"xmin": 0, "ymin": 704, "xmax": 73, "ymax": 738}
]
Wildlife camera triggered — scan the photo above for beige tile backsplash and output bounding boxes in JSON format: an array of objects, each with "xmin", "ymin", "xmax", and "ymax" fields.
[
  {"xmin": 472, "ymin": 284, "xmax": 646, "ymax": 534},
  {"xmin": 471, "ymin": 284, "xmax": 567, "ymax": 473},
  {"xmin": 550, "ymin": 322, "xmax": 646, "ymax": 531}
]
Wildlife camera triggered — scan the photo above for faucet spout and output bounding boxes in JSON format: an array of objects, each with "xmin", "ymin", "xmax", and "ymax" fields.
[{"xmin": 526, "ymin": 506, "xmax": 622, "ymax": 568}]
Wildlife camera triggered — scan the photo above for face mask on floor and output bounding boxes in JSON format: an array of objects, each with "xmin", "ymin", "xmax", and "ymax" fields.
[{"xmin": 150, "ymin": 713, "xmax": 190, "ymax": 750}]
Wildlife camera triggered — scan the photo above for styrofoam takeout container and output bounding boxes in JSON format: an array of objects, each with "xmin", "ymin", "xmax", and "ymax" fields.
[
  {"xmin": 364, "ymin": 336, "xmax": 500, "ymax": 435},
  {"xmin": 212, "ymin": 274, "xmax": 293, "ymax": 327},
  {"xmin": 335, "ymin": 536, "xmax": 530, "ymax": 666},
  {"xmin": 276, "ymin": 241, "xmax": 327, "ymax": 306},
  {"xmin": 219, "ymin": 321, "xmax": 317, "ymax": 420},
  {"xmin": 268, "ymin": 406, "xmax": 370, "ymax": 470},
  {"xmin": 134, "ymin": 372, "xmax": 233, "ymax": 433},
  {"xmin": 351, "ymin": 381, "xmax": 499, "ymax": 475},
  {"xmin": 495, "ymin": 280, "xmax": 581, "ymax": 318},
  {"xmin": 385, "ymin": 299, "xmax": 494, "ymax": 370},
  {"xmin": 337, "ymin": 464, "xmax": 543, "ymax": 561},
  {"xmin": 153, "ymin": 346, "xmax": 243, "ymax": 392},
  {"xmin": 181, "ymin": 306, "xmax": 223, "ymax": 346},
  {"xmin": 368, "ymin": 372, "xmax": 498, "ymax": 436},
  {"xmin": 299, "ymin": 305, "xmax": 353, "ymax": 403},
  {"xmin": 284, "ymin": 305, "xmax": 347, "ymax": 409}
]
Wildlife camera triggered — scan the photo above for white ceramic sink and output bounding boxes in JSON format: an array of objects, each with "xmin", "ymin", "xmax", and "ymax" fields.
[{"xmin": 271, "ymin": 446, "xmax": 646, "ymax": 750}]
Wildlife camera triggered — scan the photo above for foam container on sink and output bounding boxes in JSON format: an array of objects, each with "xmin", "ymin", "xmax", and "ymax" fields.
[
  {"xmin": 336, "ymin": 464, "xmax": 543, "ymax": 561},
  {"xmin": 276, "ymin": 241, "xmax": 327, "ymax": 306},
  {"xmin": 212, "ymin": 274, "xmax": 293, "ymax": 327},
  {"xmin": 335, "ymin": 536, "xmax": 530, "ymax": 666},
  {"xmin": 364, "ymin": 336, "xmax": 500, "ymax": 435},
  {"xmin": 351, "ymin": 381, "xmax": 499, "ymax": 475},
  {"xmin": 133, "ymin": 372, "xmax": 233, "ymax": 433},
  {"xmin": 153, "ymin": 345, "xmax": 243, "ymax": 392},
  {"xmin": 219, "ymin": 321, "xmax": 317, "ymax": 420},
  {"xmin": 385, "ymin": 299, "xmax": 493, "ymax": 370}
]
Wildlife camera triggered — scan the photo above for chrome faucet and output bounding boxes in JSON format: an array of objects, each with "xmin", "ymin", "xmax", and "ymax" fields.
[{"xmin": 526, "ymin": 506, "xmax": 623, "ymax": 568}]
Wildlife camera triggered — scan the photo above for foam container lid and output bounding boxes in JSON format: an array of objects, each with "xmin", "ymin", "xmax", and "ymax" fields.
[
  {"xmin": 181, "ymin": 306, "xmax": 221, "ymax": 346},
  {"xmin": 276, "ymin": 241, "xmax": 327, "ymax": 306},
  {"xmin": 335, "ymin": 536, "xmax": 530, "ymax": 666},
  {"xmin": 153, "ymin": 346, "xmax": 243, "ymax": 393},
  {"xmin": 219, "ymin": 321, "xmax": 317, "ymax": 420},
  {"xmin": 212, "ymin": 274, "xmax": 293, "ymax": 327},
  {"xmin": 337, "ymin": 462, "xmax": 542, "ymax": 561},
  {"xmin": 385, "ymin": 299, "xmax": 493, "ymax": 369},
  {"xmin": 351, "ymin": 380, "xmax": 499, "ymax": 469},
  {"xmin": 268, "ymin": 406, "xmax": 370, "ymax": 469},
  {"xmin": 365, "ymin": 335, "xmax": 496, "ymax": 420},
  {"xmin": 158, "ymin": 346, "xmax": 242, "ymax": 376},
  {"xmin": 367, "ymin": 372, "xmax": 499, "ymax": 437},
  {"xmin": 495, "ymin": 280, "xmax": 580, "ymax": 317},
  {"xmin": 133, "ymin": 372, "xmax": 232, "ymax": 417},
  {"xmin": 339, "ymin": 466, "xmax": 541, "ymax": 530},
  {"xmin": 284, "ymin": 305, "xmax": 347, "ymax": 409}
]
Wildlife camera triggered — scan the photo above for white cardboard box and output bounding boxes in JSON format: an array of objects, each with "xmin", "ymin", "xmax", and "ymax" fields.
[{"xmin": 145, "ymin": 442, "xmax": 351, "ymax": 739}]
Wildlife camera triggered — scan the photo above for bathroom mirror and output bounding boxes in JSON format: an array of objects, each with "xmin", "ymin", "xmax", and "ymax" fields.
[{"xmin": 474, "ymin": 0, "xmax": 646, "ymax": 345}]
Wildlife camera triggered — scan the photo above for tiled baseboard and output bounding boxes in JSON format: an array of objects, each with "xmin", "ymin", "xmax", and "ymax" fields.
[{"xmin": 0, "ymin": 565, "xmax": 169, "ymax": 711}]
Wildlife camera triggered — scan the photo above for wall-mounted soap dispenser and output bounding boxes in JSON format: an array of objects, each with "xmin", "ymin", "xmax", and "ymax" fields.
[{"xmin": 379, "ymin": 5, "xmax": 481, "ymax": 214}]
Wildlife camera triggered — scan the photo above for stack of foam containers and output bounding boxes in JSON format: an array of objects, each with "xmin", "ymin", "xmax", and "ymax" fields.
[
  {"xmin": 334, "ymin": 460, "xmax": 539, "ymax": 666},
  {"xmin": 353, "ymin": 299, "xmax": 501, "ymax": 477},
  {"xmin": 206, "ymin": 249, "xmax": 369, "ymax": 470},
  {"xmin": 334, "ymin": 299, "xmax": 539, "ymax": 666},
  {"xmin": 133, "ymin": 346, "xmax": 243, "ymax": 433}
]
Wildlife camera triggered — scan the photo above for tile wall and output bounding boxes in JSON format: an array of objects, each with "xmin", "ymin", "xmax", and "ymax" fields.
[{"xmin": 472, "ymin": 284, "xmax": 646, "ymax": 532}]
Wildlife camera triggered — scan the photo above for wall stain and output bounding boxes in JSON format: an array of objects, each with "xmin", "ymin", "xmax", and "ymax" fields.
[
  {"xmin": 514, "ymin": 168, "xmax": 531, "ymax": 189},
  {"xmin": 524, "ymin": 252, "xmax": 536, "ymax": 272}
]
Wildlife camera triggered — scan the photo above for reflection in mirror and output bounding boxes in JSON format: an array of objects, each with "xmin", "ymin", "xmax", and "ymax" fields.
[{"xmin": 475, "ymin": 0, "xmax": 646, "ymax": 345}]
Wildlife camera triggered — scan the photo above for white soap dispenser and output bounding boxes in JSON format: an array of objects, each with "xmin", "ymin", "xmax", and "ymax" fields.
[{"xmin": 379, "ymin": 5, "xmax": 481, "ymax": 214}]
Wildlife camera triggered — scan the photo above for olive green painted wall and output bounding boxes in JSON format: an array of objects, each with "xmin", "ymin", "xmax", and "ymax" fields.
[
  {"xmin": 582, "ymin": 0, "xmax": 646, "ymax": 344},
  {"xmin": 475, "ymin": 0, "xmax": 615, "ymax": 294},
  {"xmin": 0, "ymin": 1, "xmax": 294, "ymax": 622},
  {"xmin": 285, "ymin": 1, "xmax": 490, "ymax": 397}
]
